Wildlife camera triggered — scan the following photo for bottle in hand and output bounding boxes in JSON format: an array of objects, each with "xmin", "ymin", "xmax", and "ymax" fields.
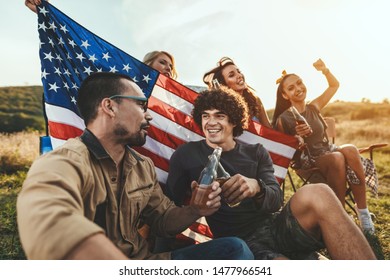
[
  {"xmin": 190, "ymin": 147, "xmax": 222, "ymax": 207},
  {"xmin": 290, "ymin": 106, "xmax": 313, "ymax": 136},
  {"xmin": 216, "ymin": 163, "xmax": 241, "ymax": 208}
]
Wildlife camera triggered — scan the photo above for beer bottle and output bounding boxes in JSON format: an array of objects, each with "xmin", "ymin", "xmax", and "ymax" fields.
[
  {"xmin": 191, "ymin": 147, "xmax": 222, "ymax": 207},
  {"xmin": 217, "ymin": 162, "xmax": 241, "ymax": 207},
  {"xmin": 216, "ymin": 162, "xmax": 230, "ymax": 186},
  {"xmin": 198, "ymin": 147, "xmax": 222, "ymax": 186},
  {"xmin": 212, "ymin": 78, "xmax": 221, "ymax": 89},
  {"xmin": 290, "ymin": 106, "xmax": 312, "ymax": 136}
]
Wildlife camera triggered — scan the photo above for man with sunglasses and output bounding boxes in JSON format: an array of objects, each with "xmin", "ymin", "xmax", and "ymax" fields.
[{"xmin": 17, "ymin": 72, "xmax": 253, "ymax": 260}]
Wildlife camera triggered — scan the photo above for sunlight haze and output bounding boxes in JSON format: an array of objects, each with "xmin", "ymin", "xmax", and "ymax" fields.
[{"xmin": 1, "ymin": 0, "xmax": 389, "ymax": 109}]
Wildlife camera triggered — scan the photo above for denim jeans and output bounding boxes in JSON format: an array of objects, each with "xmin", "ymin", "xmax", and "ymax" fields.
[{"xmin": 171, "ymin": 237, "xmax": 254, "ymax": 260}]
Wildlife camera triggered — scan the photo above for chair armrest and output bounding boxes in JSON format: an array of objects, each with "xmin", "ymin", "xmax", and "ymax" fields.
[{"xmin": 358, "ymin": 143, "xmax": 388, "ymax": 160}]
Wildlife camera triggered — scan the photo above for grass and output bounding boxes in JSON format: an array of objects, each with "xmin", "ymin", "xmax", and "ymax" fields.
[
  {"xmin": 0, "ymin": 104, "xmax": 389, "ymax": 259},
  {"xmin": 0, "ymin": 172, "xmax": 27, "ymax": 259},
  {"xmin": 283, "ymin": 156, "xmax": 390, "ymax": 260},
  {"xmin": 283, "ymin": 125, "xmax": 390, "ymax": 259},
  {"xmin": 0, "ymin": 131, "xmax": 39, "ymax": 259}
]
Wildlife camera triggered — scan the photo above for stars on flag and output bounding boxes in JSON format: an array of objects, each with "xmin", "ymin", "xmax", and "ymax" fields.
[
  {"xmin": 83, "ymin": 66, "xmax": 93, "ymax": 75},
  {"xmin": 76, "ymin": 52, "xmax": 86, "ymax": 62},
  {"xmin": 38, "ymin": 6, "xmax": 49, "ymax": 16},
  {"xmin": 68, "ymin": 39, "xmax": 77, "ymax": 48},
  {"xmin": 58, "ymin": 37, "xmax": 65, "ymax": 46},
  {"xmin": 102, "ymin": 52, "xmax": 111, "ymax": 61},
  {"xmin": 38, "ymin": 22, "xmax": 47, "ymax": 32},
  {"xmin": 81, "ymin": 40, "xmax": 90, "ymax": 49},
  {"xmin": 55, "ymin": 54, "xmax": 63, "ymax": 62},
  {"xmin": 48, "ymin": 38, "xmax": 55, "ymax": 47},
  {"xmin": 37, "ymin": 1, "xmax": 158, "ymax": 115},
  {"xmin": 142, "ymin": 74, "xmax": 151, "ymax": 83},
  {"xmin": 70, "ymin": 96, "xmax": 77, "ymax": 104},
  {"xmin": 63, "ymin": 69, "xmax": 71, "ymax": 77},
  {"xmin": 41, "ymin": 69, "xmax": 50, "ymax": 79},
  {"xmin": 43, "ymin": 52, "xmax": 54, "ymax": 62},
  {"xmin": 60, "ymin": 24, "xmax": 68, "ymax": 34},
  {"xmin": 88, "ymin": 54, "xmax": 97, "ymax": 63},
  {"xmin": 109, "ymin": 66, "xmax": 118, "ymax": 73},
  {"xmin": 54, "ymin": 67, "xmax": 62, "ymax": 76},
  {"xmin": 123, "ymin": 64, "xmax": 131, "ymax": 72},
  {"xmin": 48, "ymin": 82, "xmax": 60, "ymax": 92},
  {"xmin": 48, "ymin": 21, "xmax": 57, "ymax": 31}
]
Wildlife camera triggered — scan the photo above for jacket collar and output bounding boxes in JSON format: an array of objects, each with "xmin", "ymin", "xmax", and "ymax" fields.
[{"xmin": 80, "ymin": 129, "xmax": 144, "ymax": 162}]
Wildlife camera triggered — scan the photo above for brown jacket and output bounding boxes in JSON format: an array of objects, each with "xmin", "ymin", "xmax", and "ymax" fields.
[{"xmin": 17, "ymin": 129, "xmax": 177, "ymax": 259}]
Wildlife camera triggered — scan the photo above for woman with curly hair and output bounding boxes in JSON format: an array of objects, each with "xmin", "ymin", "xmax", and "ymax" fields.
[{"xmin": 203, "ymin": 57, "xmax": 271, "ymax": 128}]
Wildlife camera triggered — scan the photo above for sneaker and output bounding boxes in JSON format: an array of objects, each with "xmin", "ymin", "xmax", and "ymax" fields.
[{"xmin": 355, "ymin": 205, "xmax": 375, "ymax": 235}]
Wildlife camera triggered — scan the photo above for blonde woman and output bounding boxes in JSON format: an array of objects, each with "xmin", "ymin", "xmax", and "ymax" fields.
[{"xmin": 143, "ymin": 51, "xmax": 178, "ymax": 80}]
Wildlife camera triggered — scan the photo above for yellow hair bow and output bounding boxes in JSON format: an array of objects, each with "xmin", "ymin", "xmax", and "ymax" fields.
[{"xmin": 275, "ymin": 70, "xmax": 287, "ymax": 84}]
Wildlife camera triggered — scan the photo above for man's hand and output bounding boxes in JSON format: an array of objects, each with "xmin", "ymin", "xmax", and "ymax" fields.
[
  {"xmin": 189, "ymin": 181, "xmax": 221, "ymax": 216},
  {"xmin": 221, "ymin": 174, "xmax": 260, "ymax": 206},
  {"xmin": 25, "ymin": 0, "xmax": 43, "ymax": 14}
]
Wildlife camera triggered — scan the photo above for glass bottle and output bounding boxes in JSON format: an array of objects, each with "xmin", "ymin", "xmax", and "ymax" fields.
[
  {"xmin": 212, "ymin": 78, "xmax": 221, "ymax": 89},
  {"xmin": 290, "ymin": 106, "xmax": 313, "ymax": 136},
  {"xmin": 190, "ymin": 147, "xmax": 222, "ymax": 207},
  {"xmin": 217, "ymin": 162, "xmax": 241, "ymax": 208},
  {"xmin": 216, "ymin": 162, "xmax": 230, "ymax": 186}
]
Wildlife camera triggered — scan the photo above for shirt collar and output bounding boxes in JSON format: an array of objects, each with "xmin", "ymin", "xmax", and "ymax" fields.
[{"xmin": 80, "ymin": 129, "xmax": 144, "ymax": 162}]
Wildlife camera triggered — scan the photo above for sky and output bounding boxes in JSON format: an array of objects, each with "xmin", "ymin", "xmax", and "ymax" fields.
[{"xmin": 1, "ymin": 0, "xmax": 389, "ymax": 110}]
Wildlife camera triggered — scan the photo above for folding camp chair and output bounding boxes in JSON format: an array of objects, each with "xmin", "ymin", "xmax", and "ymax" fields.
[{"xmin": 287, "ymin": 117, "xmax": 388, "ymax": 214}]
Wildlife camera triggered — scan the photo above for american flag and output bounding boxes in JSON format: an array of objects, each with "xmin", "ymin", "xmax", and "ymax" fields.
[{"xmin": 36, "ymin": 1, "xmax": 298, "ymax": 244}]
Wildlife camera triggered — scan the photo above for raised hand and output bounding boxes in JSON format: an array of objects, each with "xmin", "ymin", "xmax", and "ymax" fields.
[
  {"xmin": 313, "ymin": 58, "xmax": 327, "ymax": 72},
  {"xmin": 25, "ymin": 0, "xmax": 44, "ymax": 14}
]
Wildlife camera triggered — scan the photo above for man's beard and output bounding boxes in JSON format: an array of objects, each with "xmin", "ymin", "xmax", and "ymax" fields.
[{"xmin": 113, "ymin": 123, "xmax": 147, "ymax": 147}]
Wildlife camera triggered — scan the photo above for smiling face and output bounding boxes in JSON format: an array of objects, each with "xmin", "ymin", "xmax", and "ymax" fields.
[
  {"xmin": 221, "ymin": 64, "xmax": 246, "ymax": 93},
  {"xmin": 150, "ymin": 53, "xmax": 174, "ymax": 78},
  {"xmin": 201, "ymin": 109, "xmax": 236, "ymax": 150},
  {"xmin": 281, "ymin": 74, "xmax": 307, "ymax": 103},
  {"xmin": 112, "ymin": 80, "xmax": 152, "ymax": 146}
]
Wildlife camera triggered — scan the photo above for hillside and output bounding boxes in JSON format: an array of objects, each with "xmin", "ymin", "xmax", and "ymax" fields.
[
  {"xmin": 1, "ymin": 85, "xmax": 389, "ymax": 146},
  {"xmin": 267, "ymin": 100, "xmax": 390, "ymax": 148},
  {"xmin": 0, "ymin": 86, "xmax": 45, "ymax": 133}
]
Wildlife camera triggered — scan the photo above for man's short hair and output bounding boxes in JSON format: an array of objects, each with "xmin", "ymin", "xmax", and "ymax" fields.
[
  {"xmin": 77, "ymin": 72, "xmax": 134, "ymax": 125},
  {"xmin": 192, "ymin": 87, "xmax": 249, "ymax": 137}
]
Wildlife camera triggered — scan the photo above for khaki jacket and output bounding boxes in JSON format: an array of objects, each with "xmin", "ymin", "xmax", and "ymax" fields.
[{"xmin": 17, "ymin": 130, "xmax": 177, "ymax": 259}]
